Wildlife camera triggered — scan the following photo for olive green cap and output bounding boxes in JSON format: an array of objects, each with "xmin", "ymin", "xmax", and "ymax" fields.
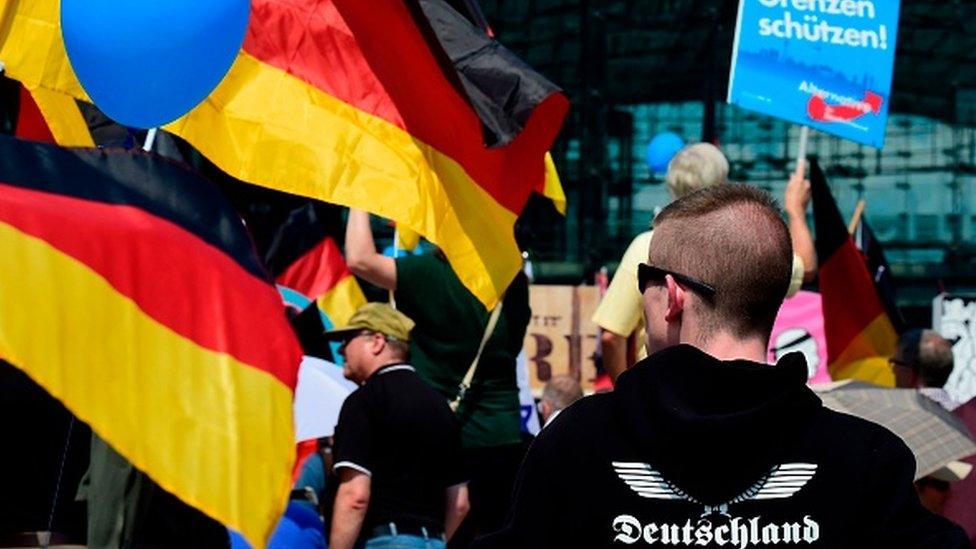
[{"xmin": 322, "ymin": 302, "xmax": 415, "ymax": 343}]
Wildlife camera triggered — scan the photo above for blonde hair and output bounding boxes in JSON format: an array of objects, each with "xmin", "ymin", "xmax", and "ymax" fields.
[{"xmin": 665, "ymin": 143, "xmax": 729, "ymax": 199}]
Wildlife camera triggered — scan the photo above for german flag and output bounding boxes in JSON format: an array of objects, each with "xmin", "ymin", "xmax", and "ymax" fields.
[
  {"xmin": 811, "ymin": 159, "xmax": 896, "ymax": 386},
  {"xmin": 853, "ymin": 215, "xmax": 906, "ymax": 333},
  {"xmin": 217, "ymin": 181, "xmax": 366, "ymax": 327},
  {"xmin": 0, "ymin": 136, "xmax": 303, "ymax": 547},
  {"xmin": 10, "ymin": 80, "xmax": 93, "ymax": 147},
  {"xmin": 0, "ymin": 0, "xmax": 568, "ymax": 308}
]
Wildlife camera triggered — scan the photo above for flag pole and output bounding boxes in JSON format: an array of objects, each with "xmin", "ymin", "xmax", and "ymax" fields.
[
  {"xmin": 796, "ymin": 125, "xmax": 810, "ymax": 175},
  {"xmin": 143, "ymin": 127, "xmax": 158, "ymax": 152},
  {"xmin": 848, "ymin": 199, "xmax": 866, "ymax": 236},
  {"xmin": 390, "ymin": 228, "xmax": 399, "ymax": 308}
]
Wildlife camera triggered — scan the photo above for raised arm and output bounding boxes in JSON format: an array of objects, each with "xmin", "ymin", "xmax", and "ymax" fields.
[
  {"xmin": 345, "ymin": 208, "xmax": 397, "ymax": 290},
  {"xmin": 784, "ymin": 163, "xmax": 818, "ymax": 283},
  {"xmin": 600, "ymin": 331, "xmax": 630, "ymax": 383}
]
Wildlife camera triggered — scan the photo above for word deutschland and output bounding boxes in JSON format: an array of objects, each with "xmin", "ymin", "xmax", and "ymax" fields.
[
  {"xmin": 612, "ymin": 515, "xmax": 821, "ymax": 547},
  {"xmin": 758, "ymin": 11, "xmax": 888, "ymax": 50}
]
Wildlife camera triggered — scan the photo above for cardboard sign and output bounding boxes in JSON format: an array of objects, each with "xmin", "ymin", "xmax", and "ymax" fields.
[
  {"xmin": 728, "ymin": 0, "xmax": 901, "ymax": 147},
  {"xmin": 767, "ymin": 290, "xmax": 832, "ymax": 384},
  {"xmin": 523, "ymin": 285, "xmax": 600, "ymax": 394},
  {"xmin": 933, "ymin": 294, "xmax": 976, "ymax": 405}
]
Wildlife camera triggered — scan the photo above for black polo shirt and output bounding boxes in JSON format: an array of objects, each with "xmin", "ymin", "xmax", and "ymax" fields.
[{"xmin": 333, "ymin": 364, "xmax": 467, "ymax": 531}]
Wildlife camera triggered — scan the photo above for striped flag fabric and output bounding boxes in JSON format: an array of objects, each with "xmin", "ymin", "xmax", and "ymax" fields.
[
  {"xmin": 217, "ymin": 183, "xmax": 366, "ymax": 327},
  {"xmin": 0, "ymin": 135, "xmax": 303, "ymax": 547},
  {"xmin": 853, "ymin": 215, "xmax": 906, "ymax": 334},
  {"xmin": 13, "ymin": 84, "xmax": 55, "ymax": 143},
  {"xmin": 811, "ymin": 159, "xmax": 896, "ymax": 387},
  {"xmin": 165, "ymin": 0, "xmax": 569, "ymax": 308},
  {"xmin": 0, "ymin": 0, "xmax": 568, "ymax": 308},
  {"xmin": 12, "ymin": 81, "xmax": 93, "ymax": 147}
]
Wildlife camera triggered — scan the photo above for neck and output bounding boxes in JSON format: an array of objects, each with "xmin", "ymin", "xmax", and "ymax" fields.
[
  {"xmin": 691, "ymin": 331, "xmax": 769, "ymax": 364},
  {"xmin": 363, "ymin": 356, "xmax": 407, "ymax": 378}
]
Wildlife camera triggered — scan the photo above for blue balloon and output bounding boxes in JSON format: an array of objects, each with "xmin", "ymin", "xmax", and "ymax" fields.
[
  {"xmin": 645, "ymin": 132, "xmax": 686, "ymax": 174},
  {"xmin": 61, "ymin": 0, "xmax": 249, "ymax": 128}
]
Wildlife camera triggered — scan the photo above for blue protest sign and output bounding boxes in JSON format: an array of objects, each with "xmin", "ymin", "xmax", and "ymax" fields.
[{"xmin": 727, "ymin": 0, "xmax": 901, "ymax": 148}]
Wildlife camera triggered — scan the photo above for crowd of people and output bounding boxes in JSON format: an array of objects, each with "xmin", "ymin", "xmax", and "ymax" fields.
[
  {"xmin": 42, "ymin": 142, "xmax": 973, "ymax": 548},
  {"xmin": 304, "ymin": 143, "xmax": 974, "ymax": 548}
]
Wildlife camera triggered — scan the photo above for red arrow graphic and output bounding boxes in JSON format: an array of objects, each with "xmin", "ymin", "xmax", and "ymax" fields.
[{"xmin": 807, "ymin": 91, "xmax": 883, "ymax": 123}]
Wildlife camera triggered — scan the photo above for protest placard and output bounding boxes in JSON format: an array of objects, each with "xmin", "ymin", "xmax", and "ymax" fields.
[
  {"xmin": 523, "ymin": 285, "xmax": 600, "ymax": 394},
  {"xmin": 933, "ymin": 294, "xmax": 976, "ymax": 405},
  {"xmin": 728, "ymin": 0, "xmax": 901, "ymax": 147},
  {"xmin": 767, "ymin": 290, "xmax": 832, "ymax": 384}
]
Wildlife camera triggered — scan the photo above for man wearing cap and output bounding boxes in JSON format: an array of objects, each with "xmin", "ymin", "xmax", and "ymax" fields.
[{"xmin": 326, "ymin": 303, "xmax": 469, "ymax": 549}]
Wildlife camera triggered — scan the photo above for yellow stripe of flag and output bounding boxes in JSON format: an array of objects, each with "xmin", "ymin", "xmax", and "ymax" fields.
[
  {"xmin": 165, "ymin": 52, "xmax": 520, "ymax": 307},
  {"xmin": 0, "ymin": 221, "xmax": 294, "ymax": 546}
]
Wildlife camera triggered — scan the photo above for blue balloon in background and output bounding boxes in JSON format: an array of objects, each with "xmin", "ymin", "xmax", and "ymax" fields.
[
  {"xmin": 61, "ymin": 0, "xmax": 250, "ymax": 128},
  {"xmin": 645, "ymin": 132, "xmax": 686, "ymax": 174}
]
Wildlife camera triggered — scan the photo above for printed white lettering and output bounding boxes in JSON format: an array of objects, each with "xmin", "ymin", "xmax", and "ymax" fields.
[
  {"xmin": 761, "ymin": 524, "xmax": 781, "ymax": 544},
  {"xmin": 797, "ymin": 81, "xmax": 873, "ymax": 112},
  {"xmin": 610, "ymin": 514, "xmax": 822, "ymax": 546},
  {"xmin": 694, "ymin": 520, "xmax": 714, "ymax": 546},
  {"xmin": 661, "ymin": 523, "xmax": 681, "ymax": 545},
  {"xmin": 714, "ymin": 524, "xmax": 729, "ymax": 546},
  {"xmin": 613, "ymin": 515, "xmax": 642, "ymax": 544},
  {"xmin": 749, "ymin": 517, "xmax": 761, "ymax": 546},
  {"xmin": 803, "ymin": 515, "xmax": 821, "ymax": 543},
  {"xmin": 754, "ymin": 0, "xmax": 888, "ymax": 51},
  {"xmin": 782, "ymin": 522, "xmax": 802, "ymax": 543},
  {"xmin": 644, "ymin": 523, "xmax": 660, "ymax": 544}
]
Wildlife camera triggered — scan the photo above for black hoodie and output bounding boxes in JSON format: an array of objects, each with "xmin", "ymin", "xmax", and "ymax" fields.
[{"xmin": 473, "ymin": 345, "xmax": 968, "ymax": 548}]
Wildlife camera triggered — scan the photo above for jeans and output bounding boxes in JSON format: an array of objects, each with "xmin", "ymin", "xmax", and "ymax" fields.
[{"xmin": 365, "ymin": 533, "xmax": 446, "ymax": 549}]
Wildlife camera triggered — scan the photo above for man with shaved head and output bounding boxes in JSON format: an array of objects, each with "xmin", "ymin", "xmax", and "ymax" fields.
[
  {"xmin": 592, "ymin": 143, "xmax": 817, "ymax": 383},
  {"xmin": 475, "ymin": 185, "xmax": 967, "ymax": 548}
]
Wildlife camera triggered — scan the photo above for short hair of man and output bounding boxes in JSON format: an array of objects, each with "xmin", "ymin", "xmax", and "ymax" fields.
[
  {"xmin": 541, "ymin": 375, "xmax": 583, "ymax": 412},
  {"xmin": 665, "ymin": 143, "xmax": 729, "ymax": 199},
  {"xmin": 650, "ymin": 184, "xmax": 792, "ymax": 341},
  {"xmin": 384, "ymin": 336, "xmax": 411, "ymax": 361},
  {"xmin": 916, "ymin": 330, "xmax": 954, "ymax": 388}
]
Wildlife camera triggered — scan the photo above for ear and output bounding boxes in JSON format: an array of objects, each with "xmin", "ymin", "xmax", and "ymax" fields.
[
  {"xmin": 539, "ymin": 400, "xmax": 552, "ymax": 418},
  {"xmin": 664, "ymin": 275, "xmax": 685, "ymax": 322},
  {"xmin": 367, "ymin": 333, "xmax": 386, "ymax": 356}
]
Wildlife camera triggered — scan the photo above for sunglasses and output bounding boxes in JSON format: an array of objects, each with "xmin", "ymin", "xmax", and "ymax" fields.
[
  {"xmin": 338, "ymin": 331, "xmax": 374, "ymax": 353},
  {"xmin": 637, "ymin": 263, "xmax": 716, "ymax": 300}
]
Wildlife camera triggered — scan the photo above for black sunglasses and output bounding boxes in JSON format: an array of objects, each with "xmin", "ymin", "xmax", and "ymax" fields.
[
  {"xmin": 338, "ymin": 330, "xmax": 374, "ymax": 351},
  {"xmin": 637, "ymin": 263, "xmax": 716, "ymax": 300}
]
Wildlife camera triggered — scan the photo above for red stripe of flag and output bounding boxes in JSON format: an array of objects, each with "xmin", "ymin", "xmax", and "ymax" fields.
[
  {"xmin": 819, "ymin": 238, "xmax": 889, "ymax": 359},
  {"xmin": 15, "ymin": 86, "xmax": 56, "ymax": 143},
  {"xmin": 275, "ymin": 237, "xmax": 352, "ymax": 300},
  {"xmin": 0, "ymin": 183, "xmax": 298, "ymax": 389},
  {"xmin": 243, "ymin": 0, "xmax": 568, "ymax": 213}
]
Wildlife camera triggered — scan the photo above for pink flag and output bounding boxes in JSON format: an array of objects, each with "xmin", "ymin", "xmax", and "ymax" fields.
[{"xmin": 768, "ymin": 291, "xmax": 832, "ymax": 385}]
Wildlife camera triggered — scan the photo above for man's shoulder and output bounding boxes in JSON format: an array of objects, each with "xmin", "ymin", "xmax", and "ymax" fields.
[
  {"xmin": 339, "ymin": 385, "xmax": 368, "ymax": 409},
  {"xmin": 813, "ymin": 404, "xmax": 903, "ymax": 442},
  {"xmin": 538, "ymin": 393, "xmax": 615, "ymax": 441},
  {"xmin": 381, "ymin": 368, "xmax": 455, "ymax": 412},
  {"xmin": 808, "ymin": 406, "xmax": 915, "ymax": 464}
]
